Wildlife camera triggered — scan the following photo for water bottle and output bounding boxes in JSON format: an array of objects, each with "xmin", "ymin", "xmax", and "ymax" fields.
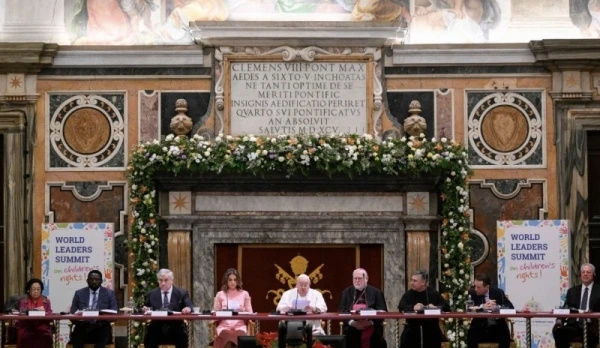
[{"xmin": 127, "ymin": 297, "xmax": 136, "ymax": 313}]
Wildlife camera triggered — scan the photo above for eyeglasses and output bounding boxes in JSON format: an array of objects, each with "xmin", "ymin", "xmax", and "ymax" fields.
[{"xmin": 353, "ymin": 277, "xmax": 365, "ymax": 281}]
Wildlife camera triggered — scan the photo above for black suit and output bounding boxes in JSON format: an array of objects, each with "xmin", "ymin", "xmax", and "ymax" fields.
[
  {"xmin": 339, "ymin": 285, "xmax": 387, "ymax": 348},
  {"xmin": 467, "ymin": 287, "xmax": 514, "ymax": 348},
  {"xmin": 69, "ymin": 286, "xmax": 118, "ymax": 348},
  {"xmin": 553, "ymin": 283, "xmax": 600, "ymax": 348},
  {"xmin": 143, "ymin": 286, "xmax": 193, "ymax": 348}
]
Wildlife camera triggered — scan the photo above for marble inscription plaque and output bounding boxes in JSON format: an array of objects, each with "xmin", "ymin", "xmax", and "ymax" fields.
[{"xmin": 229, "ymin": 61, "xmax": 368, "ymax": 135}]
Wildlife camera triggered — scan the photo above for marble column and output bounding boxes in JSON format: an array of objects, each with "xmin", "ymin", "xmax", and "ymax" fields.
[
  {"xmin": 163, "ymin": 218, "xmax": 193, "ymax": 296},
  {"xmin": 0, "ymin": 0, "xmax": 69, "ymax": 43},
  {"xmin": 0, "ymin": 111, "xmax": 27, "ymax": 297},
  {"xmin": 0, "ymin": 43, "xmax": 56, "ymax": 300}
]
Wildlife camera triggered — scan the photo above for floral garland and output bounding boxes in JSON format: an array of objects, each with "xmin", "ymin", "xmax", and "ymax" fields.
[{"xmin": 126, "ymin": 133, "xmax": 472, "ymax": 347}]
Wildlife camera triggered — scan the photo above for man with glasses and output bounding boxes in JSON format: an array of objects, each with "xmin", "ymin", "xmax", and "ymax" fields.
[
  {"xmin": 398, "ymin": 270, "xmax": 447, "ymax": 348},
  {"xmin": 143, "ymin": 268, "xmax": 193, "ymax": 348},
  {"xmin": 69, "ymin": 270, "xmax": 118, "ymax": 348},
  {"xmin": 277, "ymin": 274, "xmax": 328, "ymax": 335},
  {"xmin": 339, "ymin": 268, "xmax": 387, "ymax": 348}
]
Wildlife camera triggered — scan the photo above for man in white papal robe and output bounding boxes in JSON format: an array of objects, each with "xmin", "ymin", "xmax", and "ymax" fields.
[{"xmin": 276, "ymin": 274, "xmax": 327, "ymax": 335}]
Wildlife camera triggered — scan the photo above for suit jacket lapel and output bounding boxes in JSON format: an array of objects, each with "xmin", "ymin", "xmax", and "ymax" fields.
[{"xmin": 170, "ymin": 288, "xmax": 179, "ymax": 308}]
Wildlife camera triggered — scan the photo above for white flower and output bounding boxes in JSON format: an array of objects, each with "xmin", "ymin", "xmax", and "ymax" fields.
[
  {"xmin": 215, "ymin": 136, "xmax": 222, "ymax": 142},
  {"xmin": 165, "ymin": 134, "xmax": 174, "ymax": 141},
  {"xmin": 226, "ymin": 135, "xmax": 233, "ymax": 141},
  {"xmin": 262, "ymin": 150, "xmax": 268, "ymax": 156},
  {"xmin": 271, "ymin": 138, "xmax": 277, "ymax": 144},
  {"xmin": 458, "ymin": 227, "xmax": 464, "ymax": 232},
  {"xmin": 419, "ymin": 133, "xmax": 425, "ymax": 138},
  {"xmin": 243, "ymin": 136, "xmax": 249, "ymax": 142},
  {"xmin": 278, "ymin": 156, "xmax": 285, "ymax": 162},
  {"xmin": 457, "ymin": 242, "xmax": 464, "ymax": 249},
  {"xmin": 441, "ymin": 137, "xmax": 447, "ymax": 143},
  {"xmin": 131, "ymin": 184, "xmax": 138, "ymax": 191},
  {"xmin": 137, "ymin": 269, "xmax": 145, "ymax": 276}
]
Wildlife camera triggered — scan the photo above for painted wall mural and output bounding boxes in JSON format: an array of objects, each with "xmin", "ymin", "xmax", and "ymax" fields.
[{"xmin": 62, "ymin": 0, "xmax": 600, "ymax": 45}]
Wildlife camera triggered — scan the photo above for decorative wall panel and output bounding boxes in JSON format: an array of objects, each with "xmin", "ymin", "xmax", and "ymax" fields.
[
  {"xmin": 468, "ymin": 179, "xmax": 547, "ymax": 286},
  {"xmin": 138, "ymin": 90, "xmax": 159, "ymax": 143},
  {"xmin": 45, "ymin": 181, "xmax": 129, "ymax": 305},
  {"xmin": 47, "ymin": 93, "xmax": 126, "ymax": 170},
  {"xmin": 466, "ymin": 91, "xmax": 545, "ymax": 168},
  {"xmin": 386, "ymin": 89, "xmax": 454, "ymax": 139}
]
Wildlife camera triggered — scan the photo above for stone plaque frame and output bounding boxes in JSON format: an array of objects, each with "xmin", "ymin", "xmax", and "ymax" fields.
[{"xmin": 223, "ymin": 54, "xmax": 374, "ymax": 135}]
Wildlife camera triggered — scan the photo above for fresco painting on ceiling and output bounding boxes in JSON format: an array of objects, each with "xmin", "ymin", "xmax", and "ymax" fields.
[
  {"xmin": 64, "ymin": 0, "xmax": 599, "ymax": 45},
  {"xmin": 571, "ymin": 0, "xmax": 600, "ymax": 37}
]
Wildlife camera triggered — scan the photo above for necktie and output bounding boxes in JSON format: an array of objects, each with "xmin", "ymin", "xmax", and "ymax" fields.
[
  {"xmin": 581, "ymin": 287, "xmax": 589, "ymax": 311},
  {"xmin": 91, "ymin": 291, "xmax": 98, "ymax": 310},
  {"xmin": 163, "ymin": 291, "xmax": 169, "ymax": 310}
]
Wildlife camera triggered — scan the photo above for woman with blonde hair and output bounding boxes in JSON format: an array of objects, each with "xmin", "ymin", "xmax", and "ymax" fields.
[{"xmin": 213, "ymin": 268, "xmax": 253, "ymax": 348}]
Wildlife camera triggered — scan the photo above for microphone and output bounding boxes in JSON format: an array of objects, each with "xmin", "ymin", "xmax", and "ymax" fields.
[
  {"xmin": 288, "ymin": 288, "xmax": 306, "ymax": 316},
  {"xmin": 294, "ymin": 289, "xmax": 299, "ymax": 311}
]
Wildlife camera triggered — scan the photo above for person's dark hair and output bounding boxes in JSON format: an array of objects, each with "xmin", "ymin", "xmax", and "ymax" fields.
[
  {"xmin": 87, "ymin": 270, "xmax": 103, "ymax": 279},
  {"xmin": 413, "ymin": 270, "xmax": 429, "ymax": 283},
  {"xmin": 25, "ymin": 278, "xmax": 44, "ymax": 293},
  {"xmin": 221, "ymin": 268, "xmax": 243, "ymax": 292},
  {"xmin": 475, "ymin": 274, "xmax": 491, "ymax": 286}
]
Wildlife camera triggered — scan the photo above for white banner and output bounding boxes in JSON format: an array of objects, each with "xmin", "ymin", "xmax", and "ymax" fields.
[
  {"xmin": 497, "ymin": 220, "xmax": 570, "ymax": 348},
  {"xmin": 41, "ymin": 223, "xmax": 114, "ymax": 347}
]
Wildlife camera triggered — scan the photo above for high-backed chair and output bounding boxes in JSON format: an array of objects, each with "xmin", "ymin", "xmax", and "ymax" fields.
[
  {"xmin": 3, "ymin": 316, "xmax": 58, "ymax": 348},
  {"xmin": 208, "ymin": 320, "xmax": 257, "ymax": 347}
]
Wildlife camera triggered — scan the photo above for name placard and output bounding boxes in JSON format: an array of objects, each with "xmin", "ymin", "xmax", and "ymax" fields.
[
  {"xmin": 28, "ymin": 311, "xmax": 46, "ymax": 317},
  {"xmin": 215, "ymin": 311, "xmax": 234, "ymax": 317},
  {"xmin": 553, "ymin": 308, "xmax": 570, "ymax": 315},
  {"xmin": 82, "ymin": 311, "xmax": 99, "ymax": 317},
  {"xmin": 499, "ymin": 309, "xmax": 517, "ymax": 315},
  {"xmin": 424, "ymin": 309, "xmax": 441, "ymax": 315},
  {"xmin": 228, "ymin": 60, "xmax": 369, "ymax": 136},
  {"xmin": 151, "ymin": 311, "xmax": 169, "ymax": 317},
  {"xmin": 359, "ymin": 310, "xmax": 377, "ymax": 316}
]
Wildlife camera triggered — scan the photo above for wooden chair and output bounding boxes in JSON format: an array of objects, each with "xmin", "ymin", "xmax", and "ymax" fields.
[
  {"xmin": 65, "ymin": 321, "xmax": 115, "ymax": 348},
  {"xmin": 208, "ymin": 320, "xmax": 257, "ymax": 347},
  {"xmin": 3, "ymin": 318, "xmax": 58, "ymax": 348}
]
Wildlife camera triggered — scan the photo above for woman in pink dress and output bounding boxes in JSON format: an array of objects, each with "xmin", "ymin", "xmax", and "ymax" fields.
[{"xmin": 213, "ymin": 268, "xmax": 253, "ymax": 348}]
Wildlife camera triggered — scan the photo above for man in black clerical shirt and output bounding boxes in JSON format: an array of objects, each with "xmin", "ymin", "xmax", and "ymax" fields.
[
  {"xmin": 339, "ymin": 268, "xmax": 387, "ymax": 348},
  {"xmin": 398, "ymin": 270, "xmax": 447, "ymax": 348}
]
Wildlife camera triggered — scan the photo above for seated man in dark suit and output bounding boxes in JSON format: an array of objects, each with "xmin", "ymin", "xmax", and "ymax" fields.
[
  {"xmin": 143, "ymin": 268, "xmax": 193, "ymax": 348},
  {"xmin": 69, "ymin": 270, "xmax": 118, "ymax": 348},
  {"xmin": 553, "ymin": 263, "xmax": 600, "ymax": 348},
  {"xmin": 467, "ymin": 274, "xmax": 514, "ymax": 348}
]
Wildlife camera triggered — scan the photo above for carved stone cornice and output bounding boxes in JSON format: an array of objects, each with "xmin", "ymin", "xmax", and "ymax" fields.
[
  {"xmin": 191, "ymin": 21, "xmax": 398, "ymax": 47},
  {"xmin": 530, "ymin": 39, "xmax": 600, "ymax": 71},
  {"xmin": 0, "ymin": 43, "xmax": 58, "ymax": 73},
  {"xmin": 530, "ymin": 40, "xmax": 600, "ymax": 102}
]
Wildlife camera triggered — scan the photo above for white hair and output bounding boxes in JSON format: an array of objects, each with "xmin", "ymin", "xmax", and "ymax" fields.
[
  {"xmin": 297, "ymin": 274, "xmax": 310, "ymax": 284},
  {"xmin": 157, "ymin": 269, "xmax": 174, "ymax": 280},
  {"xmin": 581, "ymin": 263, "xmax": 596, "ymax": 273}
]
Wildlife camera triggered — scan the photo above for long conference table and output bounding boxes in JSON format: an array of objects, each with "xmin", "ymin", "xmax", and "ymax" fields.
[{"xmin": 2, "ymin": 312, "xmax": 600, "ymax": 348}]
